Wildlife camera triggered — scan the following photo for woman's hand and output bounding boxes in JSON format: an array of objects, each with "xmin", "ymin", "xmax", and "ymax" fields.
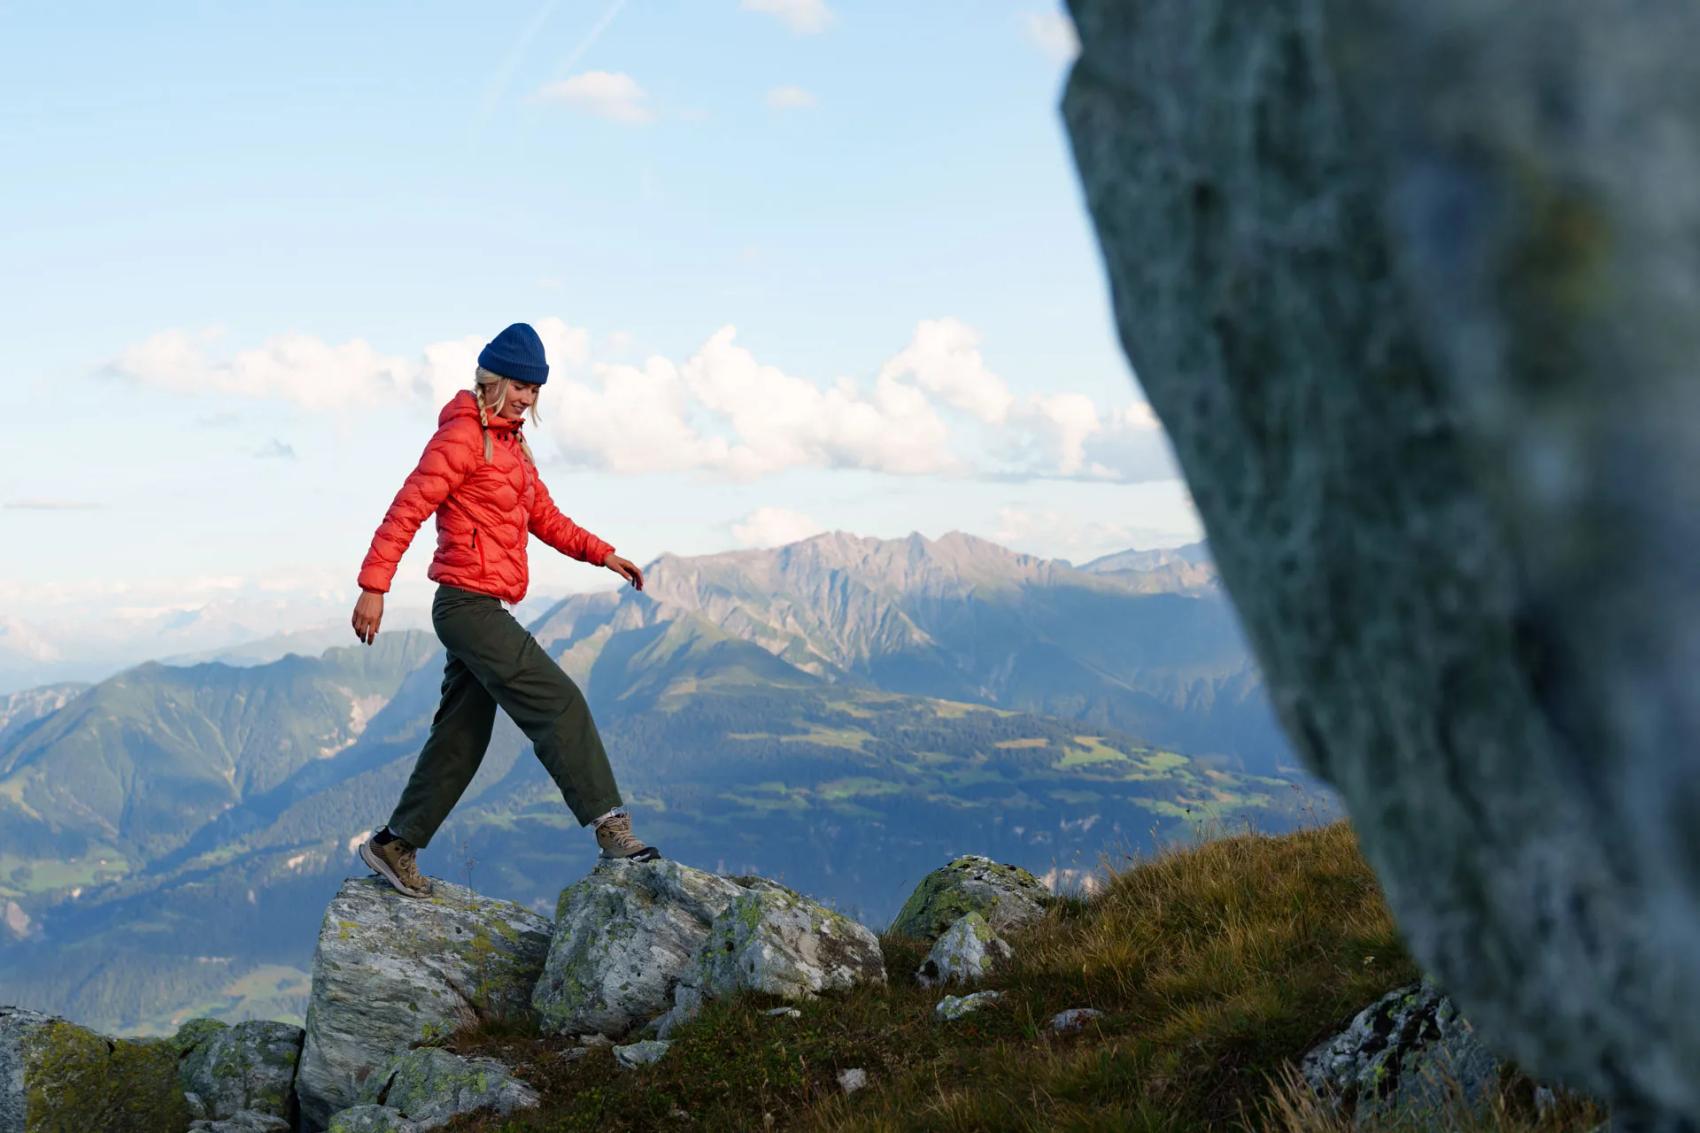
[
  {"xmin": 352, "ymin": 590, "xmax": 385, "ymax": 644},
  {"xmin": 604, "ymin": 554, "xmax": 645, "ymax": 590}
]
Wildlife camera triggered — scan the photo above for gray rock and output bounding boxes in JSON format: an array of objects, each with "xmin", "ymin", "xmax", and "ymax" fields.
[
  {"xmin": 837, "ymin": 1067, "xmax": 868, "ymax": 1094},
  {"xmin": 532, "ymin": 858, "xmax": 747, "ymax": 1038},
  {"xmin": 176, "ymin": 1017, "xmax": 304, "ymax": 1121},
  {"xmin": 765, "ymin": 1007, "xmax": 802, "ymax": 1019},
  {"xmin": 326, "ymin": 1105, "xmax": 420, "ymax": 1133},
  {"xmin": 0, "ymin": 1004, "xmax": 193, "ymax": 1132},
  {"xmin": 1061, "ymin": 0, "xmax": 1700, "ymax": 1125},
  {"xmin": 657, "ymin": 882, "xmax": 885, "ymax": 1036},
  {"xmin": 189, "ymin": 1111, "xmax": 293, "ymax": 1133},
  {"xmin": 916, "ymin": 912, "xmax": 1012, "ymax": 987},
  {"xmin": 1048, "ymin": 1008, "xmax": 1104, "ymax": 1035},
  {"xmin": 891, "ymin": 855, "xmax": 1049, "ymax": 941},
  {"xmin": 935, "ymin": 991, "xmax": 1002, "ymax": 1022},
  {"xmin": 295, "ymin": 877, "xmax": 552, "ymax": 1127},
  {"xmin": 613, "ymin": 1039, "xmax": 672, "ymax": 1070},
  {"xmin": 1302, "ymin": 981, "xmax": 1499, "ymax": 1127},
  {"xmin": 356, "ymin": 1046, "xmax": 539, "ymax": 1130}
]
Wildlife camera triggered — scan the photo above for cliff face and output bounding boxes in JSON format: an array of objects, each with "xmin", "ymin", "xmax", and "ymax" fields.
[{"xmin": 1062, "ymin": 0, "xmax": 1700, "ymax": 1125}]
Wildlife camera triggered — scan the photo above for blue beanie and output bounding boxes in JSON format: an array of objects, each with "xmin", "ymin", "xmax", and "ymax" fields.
[{"xmin": 477, "ymin": 322, "xmax": 549, "ymax": 384}]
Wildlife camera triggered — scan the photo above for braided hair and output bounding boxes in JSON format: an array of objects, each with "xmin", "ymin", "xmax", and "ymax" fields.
[{"xmin": 472, "ymin": 366, "xmax": 538, "ymax": 465}]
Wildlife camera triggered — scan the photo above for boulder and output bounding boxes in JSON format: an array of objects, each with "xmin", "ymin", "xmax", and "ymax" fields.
[
  {"xmin": 188, "ymin": 1112, "xmax": 292, "ymax": 1133},
  {"xmin": 935, "ymin": 991, "xmax": 1001, "ymax": 1022},
  {"xmin": 355, "ymin": 1047, "xmax": 538, "ymax": 1130},
  {"xmin": 915, "ymin": 912, "xmax": 1012, "ymax": 987},
  {"xmin": 295, "ymin": 878, "xmax": 552, "ymax": 1128},
  {"xmin": 837, "ymin": 1068, "xmax": 868, "ymax": 1094},
  {"xmin": 891, "ymin": 856, "xmax": 1049, "ymax": 941},
  {"xmin": 1062, "ymin": 0, "xmax": 1700, "ymax": 1124},
  {"xmin": 0, "ymin": 1005, "xmax": 192, "ymax": 1133},
  {"xmin": 176, "ymin": 1018, "xmax": 303, "ymax": 1122},
  {"xmin": 1302, "ymin": 981, "xmax": 1499, "ymax": 1127},
  {"xmin": 657, "ymin": 882, "xmax": 885, "ymax": 1035},
  {"xmin": 326, "ymin": 1105, "xmax": 419, "ymax": 1133},
  {"xmin": 531, "ymin": 859, "xmax": 747, "ymax": 1038}
]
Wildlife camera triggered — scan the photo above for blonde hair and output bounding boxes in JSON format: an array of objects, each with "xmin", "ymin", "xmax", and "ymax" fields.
[{"xmin": 473, "ymin": 366, "xmax": 540, "ymax": 465}]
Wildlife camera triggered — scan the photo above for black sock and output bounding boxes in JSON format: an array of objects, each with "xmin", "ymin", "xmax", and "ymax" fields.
[{"xmin": 373, "ymin": 827, "xmax": 398, "ymax": 845}]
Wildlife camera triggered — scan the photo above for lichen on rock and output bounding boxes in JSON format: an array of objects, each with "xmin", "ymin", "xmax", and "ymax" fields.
[
  {"xmin": 891, "ymin": 855, "xmax": 1049, "ymax": 942},
  {"xmin": 175, "ymin": 1017, "xmax": 303, "ymax": 1123},
  {"xmin": 0, "ymin": 1005, "xmax": 192, "ymax": 1133},
  {"xmin": 355, "ymin": 1046, "xmax": 538, "ymax": 1129},
  {"xmin": 915, "ymin": 911, "xmax": 1013, "ymax": 987},
  {"xmin": 294, "ymin": 877, "xmax": 551, "ymax": 1127}
]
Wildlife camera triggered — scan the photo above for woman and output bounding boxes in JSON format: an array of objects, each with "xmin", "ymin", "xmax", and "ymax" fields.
[{"xmin": 349, "ymin": 321, "xmax": 660, "ymax": 899}]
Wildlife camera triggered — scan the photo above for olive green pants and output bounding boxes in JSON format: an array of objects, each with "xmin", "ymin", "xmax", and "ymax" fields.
[{"xmin": 386, "ymin": 583, "xmax": 623, "ymax": 848}]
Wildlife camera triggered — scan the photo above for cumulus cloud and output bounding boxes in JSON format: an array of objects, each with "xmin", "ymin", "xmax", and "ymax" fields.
[
  {"xmin": 1024, "ymin": 10, "xmax": 1079, "ymax": 64},
  {"xmin": 741, "ymin": 0, "xmax": 833, "ymax": 34},
  {"xmin": 532, "ymin": 70, "xmax": 654, "ymax": 124},
  {"xmin": 109, "ymin": 317, "xmax": 592, "ymax": 414},
  {"xmin": 765, "ymin": 85, "xmax": 817, "ymax": 110},
  {"xmin": 255, "ymin": 439, "xmax": 296, "ymax": 459},
  {"xmin": 992, "ymin": 502, "xmax": 1202, "ymax": 565},
  {"xmin": 731, "ymin": 506, "xmax": 826, "ymax": 548},
  {"xmin": 108, "ymin": 317, "xmax": 1171, "ymax": 484}
]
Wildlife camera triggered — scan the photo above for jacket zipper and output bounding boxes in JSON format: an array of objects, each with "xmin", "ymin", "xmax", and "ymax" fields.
[{"xmin": 471, "ymin": 527, "xmax": 486, "ymax": 574}]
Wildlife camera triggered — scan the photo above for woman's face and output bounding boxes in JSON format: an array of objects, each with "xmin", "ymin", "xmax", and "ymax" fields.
[{"xmin": 503, "ymin": 380, "xmax": 540, "ymax": 417}]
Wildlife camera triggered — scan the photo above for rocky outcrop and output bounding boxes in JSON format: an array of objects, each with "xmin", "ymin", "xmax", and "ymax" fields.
[
  {"xmin": 535, "ymin": 860, "xmax": 884, "ymax": 1042},
  {"xmin": 1062, "ymin": 0, "xmax": 1700, "ymax": 1125},
  {"xmin": 295, "ymin": 878, "xmax": 551, "ymax": 1128},
  {"xmin": 531, "ymin": 859, "xmax": 747, "ymax": 1038},
  {"xmin": 352, "ymin": 1047, "xmax": 538, "ymax": 1130},
  {"xmin": 1302, "ymin": 981, "xmax": 1499, "ymax": 1127},
  {"xmin": 0, "ymin": 1005, "xmax": 192, "ymax": 1133},
  {"xmin": 891, "ymin": 855, "xmax": 1050, "ymax": 941},
  {"xmin": 916, "ymin": 912, "xmax": 1012, "ymax": 987},
  {"xmin": 935, "ymin": 991, "xmax": 1001, "ymax": 1022},
  {"xmin": 177, "ymin": 1018, "xmax": 303, "ymax": 1124}
]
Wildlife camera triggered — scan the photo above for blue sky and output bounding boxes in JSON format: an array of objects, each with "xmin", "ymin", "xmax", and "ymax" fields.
[{"xmin": 0, "ymin": 0, "xmax": 1200, "ymax": 672}]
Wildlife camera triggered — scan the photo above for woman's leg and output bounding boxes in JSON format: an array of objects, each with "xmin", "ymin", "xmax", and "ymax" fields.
[
  {"xmin": 384, "ymin": 649, "xmax": 498, "ymax": 848},
  {"xmin": 430, "ymin": 588, "xmax": 623, "ymax": 825}
]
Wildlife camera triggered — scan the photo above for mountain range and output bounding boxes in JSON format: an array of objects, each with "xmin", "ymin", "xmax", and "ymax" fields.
[{"xmin": 0, "ymin": 530, "xmax": 1327, "ymax": 1036}]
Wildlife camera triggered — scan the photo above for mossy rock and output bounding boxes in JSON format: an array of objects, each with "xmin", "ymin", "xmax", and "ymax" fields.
[
  {"xmin": 890, "ymin": 855, "xmax": 1050, "ymax": 941},
  {"xmin": 0, "ymin": 1006, "xmax": 192, "ymax": 1133}
]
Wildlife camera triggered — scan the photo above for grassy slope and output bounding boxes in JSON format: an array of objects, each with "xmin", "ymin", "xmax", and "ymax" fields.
[{"xmin": 439, "ymin": 822, "xmax": 1608, "ymax": 1132}]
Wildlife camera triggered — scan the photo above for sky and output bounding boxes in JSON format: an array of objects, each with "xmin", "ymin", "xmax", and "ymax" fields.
[{"xmin": 0, "ymin": 0, "xmax": 1203, "ymax": 680}]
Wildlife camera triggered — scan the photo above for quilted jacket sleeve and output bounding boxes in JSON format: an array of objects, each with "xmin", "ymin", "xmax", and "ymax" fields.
[
  {"xmin": 529, "ymin": 471, "xmax": 615, "ymax": 566},
  {"xmin": 357, "ymin": 419, "xmax": 481, "ymax": 594}
]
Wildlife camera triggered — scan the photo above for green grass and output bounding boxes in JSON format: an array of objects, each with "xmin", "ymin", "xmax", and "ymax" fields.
[
  {"xmin": 442, "ymin": 822, "xmax": 1602, "ymax": 1132},
  {"xmin": 1056, "ymin": 735, "xmax": 1132, "ymax": 768}
]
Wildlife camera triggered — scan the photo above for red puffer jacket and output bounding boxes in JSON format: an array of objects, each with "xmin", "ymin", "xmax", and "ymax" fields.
[{"xmin": 358, "ymin": 390, "xmax": 614, "ymax": 605}]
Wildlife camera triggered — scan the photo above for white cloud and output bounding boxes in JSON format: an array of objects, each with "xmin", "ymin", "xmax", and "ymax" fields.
[
  {"xmin": 5, "ymin": 499, "xmax": 102, "ymax": 510},
  {"xmin": 992, "ymin": 501, "xmax": 1203, "ymax": 565},
  {"xmin": 532, "ymin": 70, "xmax": 654, "ymax": 124},
  {"xmin": 1023, "ymin": 10, "xmax": 1079, "ymax": 64},
  {"xmin": 255, "ymin": 439, "xmax": 296, "ymax": 460},
  {"xmin": 107, "ymin": 318, "xmax": 1171, "ymax": 484},
  {"xmin": 113, "ymin": 317, "xmax": 594, "ymax": 415},
  {"xmin": 741, "ymin": 0, "xmax": 833, "ymax": 35},
  {"xmin": 879, "ymin": 317, "xmax": 1013, "ymax": 425},
  {"xmin": 765, "ymin": 85, "xmax": 817, "ymax": 110},
  {"xmin": 731, "ymin": 506, "xmax": 826, "ymax": 548}
]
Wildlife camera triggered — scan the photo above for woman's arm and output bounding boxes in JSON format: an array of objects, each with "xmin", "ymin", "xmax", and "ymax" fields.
[
  {"xmin": 528, "ymin": 473, "xmax": 616, "ymax": 567},
  {"xmin": 356, "ymin": 417, "xmax": 481, "ymax": 596}
]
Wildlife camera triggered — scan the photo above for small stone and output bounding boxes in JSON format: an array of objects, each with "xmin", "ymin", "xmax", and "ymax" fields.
[
  {"xmin": 892, "ymin": 855, "xmax": 1050, "ymax": 942},
  {"xmin": 613, "ymin": 1039, "xmax": 672, "ymax": 1069},
  {"xmin": 838, "ymin": 1067, "xmax": 869, "ymax": 1094},
  {"xmin": 935, "ymin": 990, "xmax": 1003, "ymax": 1021},
  {"xmin": 578, "ymin": 1033, "xmax": 614, "ymax": 1047},
  {"xmin": 915, "ymin": 912, "xmax": 1013, "ymax": 988},
  {"xmin": 1048, "ymin": 1008, "xmax": 1104, "ymax": 1034},
  {"xmin": 765, "ymin": 1007, "xmax": 802, "ymax": 1019},
  {"xmin": 1534, "ymin": 1086, "xmax": 1557, "ymax": 1117}
]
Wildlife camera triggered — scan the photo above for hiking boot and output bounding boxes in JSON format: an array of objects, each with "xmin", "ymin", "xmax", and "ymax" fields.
[
  {"xmin": 359, "ymin": 832, "xmax": 433, "ymax": 897},
  {"xmin": 594, "ymin": 812, "xmax": 661, "ymax": 862}
]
